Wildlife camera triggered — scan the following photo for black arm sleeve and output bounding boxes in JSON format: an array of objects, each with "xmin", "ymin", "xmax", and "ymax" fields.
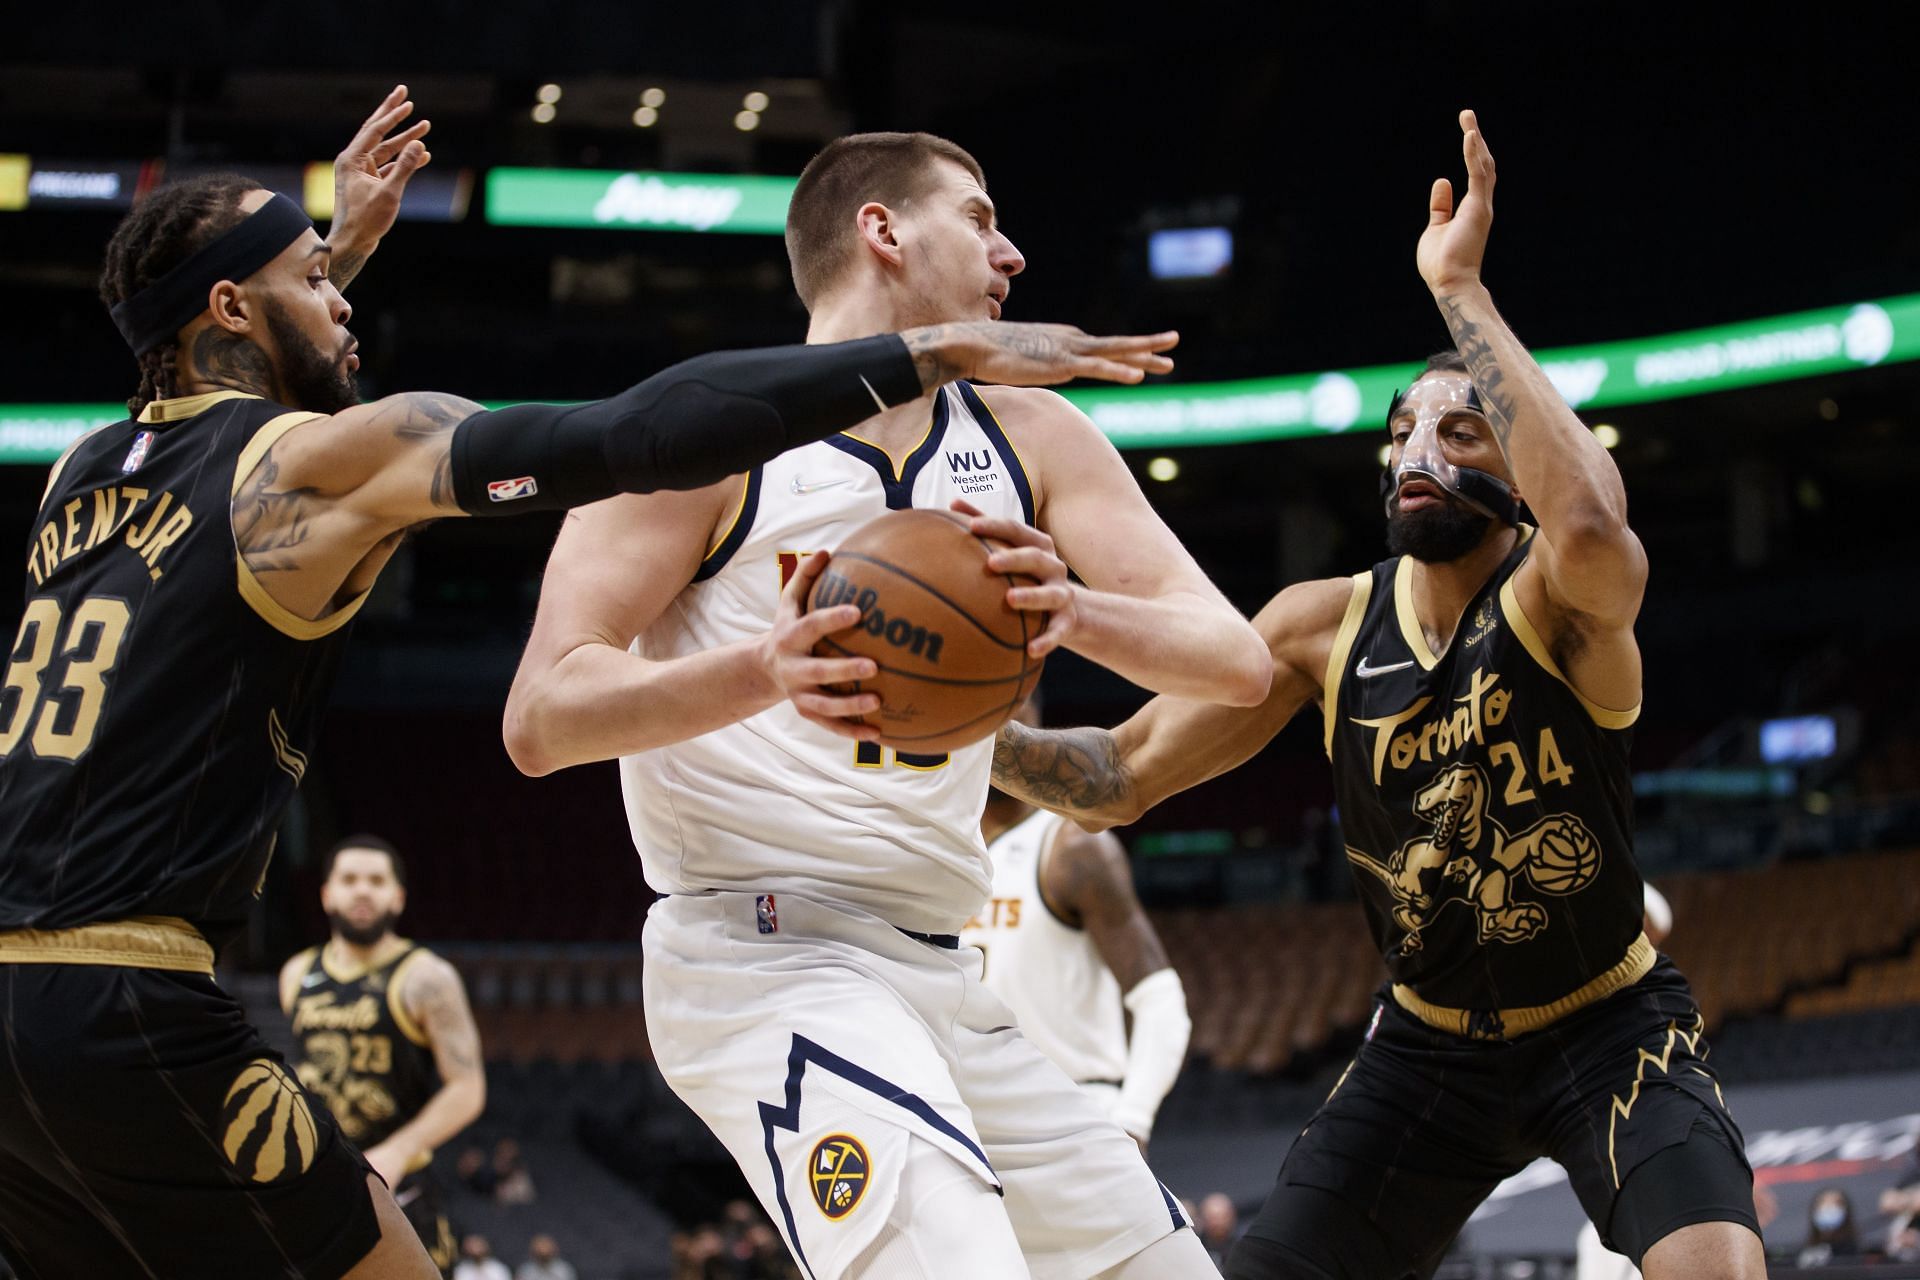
[{"xmin": 448, "ymin": 334, "xmax": 923, "ymax": 514}]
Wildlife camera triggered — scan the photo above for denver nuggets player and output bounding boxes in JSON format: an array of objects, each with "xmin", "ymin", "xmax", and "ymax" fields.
[
  {"xmin": 504, "ymin": 132, "xmax": 1268, "ymax": 1279},
  {"xmin": 989, "ymin": 113, "xmax": 1763, "ymax": 1280},
  {"xmin": 960, "ymin": 700, "xmax": 1190, "ymax": 1154}
]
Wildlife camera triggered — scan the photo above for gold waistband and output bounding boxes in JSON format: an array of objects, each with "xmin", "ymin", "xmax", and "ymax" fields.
[
  {"xmin": 1391, "ymin": 932, "xmax": 1656, "ymax": 1041},
  {"xmin": 0, "ymin": 916, "xmax": 214, "ymax": 977}
]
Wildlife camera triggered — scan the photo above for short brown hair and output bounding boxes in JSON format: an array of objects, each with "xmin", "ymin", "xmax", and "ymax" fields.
[{"xmin": 785, "ymin": 132, "xmax": 985, "ymax": 309}]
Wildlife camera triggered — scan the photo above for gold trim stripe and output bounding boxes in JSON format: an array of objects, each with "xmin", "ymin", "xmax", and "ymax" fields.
[
  {"xmin": 0, "ymin": 916, "xmax": 214, "ymax": 976},
  {"xmin": 386, "ymin": 947, "xmax": 434, "ymax": 1049},
  {"xmin": 702, "ymin": 472, "xmax": 754, "ymax": 561},
  {"xmin": 139, "ymin": 389, "xmax": 260, "ymax": 424},
  {"xmin": 1391, "ymin": 932, "xmax": 1655, "ymax": 1040},
  {"xmin": 230, "ymin": 410, "xmax": 372, "ymax": 640},
  {"xmin": 1321, "ymin": 572, "xmax": 1374, "ymax": 758},
  {"xmin": 1497, "ymin": 577, "xmax": 1639, "ymax": 729}
]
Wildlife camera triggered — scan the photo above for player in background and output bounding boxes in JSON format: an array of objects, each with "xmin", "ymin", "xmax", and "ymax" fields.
[
  {"xmin": 960, "ymin": 698, "xmax": 1190, "ymax": 1155},
  {"xmin": 282, "ymin": 836, "xmax": 484, "ymax": 1276},
  {"xmin": 505, "ymin": 131, "xmax": 1268, "ymax": 1278}
]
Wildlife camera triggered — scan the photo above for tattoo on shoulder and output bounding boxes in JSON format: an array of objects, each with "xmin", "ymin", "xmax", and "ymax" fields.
[
  {"xmin": 233, "ymin": 442, "xmax": 323, "ymax": 574},
  {"xmin": 1437, "ymin": 294, "xmax": 1520, "ymax": 453},
  {"xmin": 991, "ymin": 720, "xmax": 1132, "ymax": 816}
]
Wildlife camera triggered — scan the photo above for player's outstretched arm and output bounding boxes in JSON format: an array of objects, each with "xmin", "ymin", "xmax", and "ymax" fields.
[
  {"xmin": 233, "ymin": 324, "xmax": 1178, "ymax": 628},
  {"xmin": 992, "ymin": 576, "xmax": 1350, "ymax": 827},
  {"xmin": 956, "ymin": 388, "xmax": 1269, "ymax": 706},
  {"xmin": 1042, "ymin": 825, "xmax": 1190, "ymax": 1147},
  {"xmin": 1418, "ymin": 110, "xmax": 1648, "ymax": 637},
  {"xmin": 359, "ymin": 954, "xmax": 486, "ymax": 1189}
]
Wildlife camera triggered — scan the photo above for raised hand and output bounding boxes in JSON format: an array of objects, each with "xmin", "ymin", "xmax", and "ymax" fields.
[
  {"xmin": 1417, "ymin": 108, "xmax": 1496, "ymax": 297},
  {"xmin": 905, "ymin": 322, "xmax": 1177, "ymax": 390},
  {"xmin": 760, "ymin": 550, "xmax": 882, "ymax": 740},
  {"xmin": 327, "ymin": 85, "xmax": 433, "ymax": 290}
]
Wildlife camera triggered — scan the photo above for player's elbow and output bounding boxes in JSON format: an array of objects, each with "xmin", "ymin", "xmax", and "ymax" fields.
[
  {"xmin": 502, "ymin": 689, "xmax": 563, "ymax": 777},
  {"xmin": 1212, "ymin": 631, "xmax": 1275, "ymax": 707}
]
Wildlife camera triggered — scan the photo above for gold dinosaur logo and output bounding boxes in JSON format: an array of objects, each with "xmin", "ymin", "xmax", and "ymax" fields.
[{"xmin": 1348, "ymin": 761, "xmax": 1601, "ymax": 952}]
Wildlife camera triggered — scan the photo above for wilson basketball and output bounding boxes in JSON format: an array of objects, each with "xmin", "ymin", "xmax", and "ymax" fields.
[
  {"xmin": 807, "ymin": 509, "xmax": 1046, "ymax": 754},
  {"xmin": 1529, "ymin": 820, "xmax": 1602, "ymax": 895}
]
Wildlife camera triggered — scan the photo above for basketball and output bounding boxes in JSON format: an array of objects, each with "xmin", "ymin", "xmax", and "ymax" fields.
[
  {"xmin": 806, "ymin": 509, "xmax": 1046, "ymax": 754},
  {"xmin": 1528, "ymin": 819, "xmax": 1602, "ymax": 895}
]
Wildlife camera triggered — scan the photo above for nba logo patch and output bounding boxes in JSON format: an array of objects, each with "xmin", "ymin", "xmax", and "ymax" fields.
[
  {"xmin": 486, "ymin": 475, "xmax": 539, "ymax": 503},
  {"xmin": 122, "ymin": 430, "xmax": 155, "ymax": 473},
  {"xmin": 1364, "ymin": 1005, "xmax": 1383, "ymax": 1042},
  {"xmin": 809, "ymin": 1134, "xmax": 870, "ymax": 1220},
  {"xmin": 756, "ymin": 894, "xmax": 778, "ymax": 934}
]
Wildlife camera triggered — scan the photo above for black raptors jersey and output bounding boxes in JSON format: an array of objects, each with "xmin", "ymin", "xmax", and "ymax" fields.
[
  {"xmin": 1325, "ymin": 530, "xmax": 1647, "ymax": 1035},
  {"xmin": 288, "ymin": 942, "xmax": 441, "ymax": 1149},
  {"xmin": 0, "ymin": 390, "xmax": 364, "ymax": 943}
]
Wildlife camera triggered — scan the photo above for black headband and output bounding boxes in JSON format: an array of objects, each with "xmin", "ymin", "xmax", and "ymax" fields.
[{"xmin": 109, "ymin": 193, "xmax": 315, "ymax": 357}]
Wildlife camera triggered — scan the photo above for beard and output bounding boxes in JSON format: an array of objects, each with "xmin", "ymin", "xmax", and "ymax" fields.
[
  {"xmin": 327, "ymin": 909, "xmax": 398, "ymax": 948},
  {"xmin": 1386, "ymin": 496, "xmax": 1493, "ymax": 563},
  {"xmin": 265, "ymin": 302, "xmax": 360, "ymax": 414}
]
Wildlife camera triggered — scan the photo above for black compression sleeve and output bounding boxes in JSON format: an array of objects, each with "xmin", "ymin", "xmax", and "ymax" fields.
[{"xmin": 449, "ymin": 334, "xmax": 923, "ymax": 514}]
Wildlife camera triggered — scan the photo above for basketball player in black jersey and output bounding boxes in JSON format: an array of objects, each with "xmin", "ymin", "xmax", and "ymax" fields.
[
  {"xmin": 0, "ymin": 85, "xmax": 1178, "ymax": 1280},
  {"xmin": 282, "ymin": 836, "xmax": 482, "ymax": 1277},
  {"xmin": 989, "ymin": 112, "xmax": 1764, "ymax": 1279}
]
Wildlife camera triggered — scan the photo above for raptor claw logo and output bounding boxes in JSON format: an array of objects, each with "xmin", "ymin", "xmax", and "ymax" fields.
[
  {"xmin": 1347, "ymin": 762, "xmax": 1600, "ymax": 953},
  {"xmin": 808, "ymin": 1134, "xmax": 871, "ymax": 1221}
]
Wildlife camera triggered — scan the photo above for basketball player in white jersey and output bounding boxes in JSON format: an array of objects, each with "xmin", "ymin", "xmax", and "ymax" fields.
[
  {"xmin": 504, "ymin": 132, "xmax": 1269, "ymax": 1279},
  {"xmin": 960, "ymin": 699, "xmax": 1191, "ymax": 1153}
]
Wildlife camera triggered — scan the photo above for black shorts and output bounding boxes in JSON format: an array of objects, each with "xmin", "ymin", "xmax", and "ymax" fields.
[
  {"xmin": 1227, "ymin": 959, "xmax": 1757, "ymax": 1280},
  {"xmin": 393, "ymin": 1171, "xmax": 457, "ymax": 1278},
  {"xmin": 0, "ymin": 962, "xmax": 382, "ymax": 1280}
]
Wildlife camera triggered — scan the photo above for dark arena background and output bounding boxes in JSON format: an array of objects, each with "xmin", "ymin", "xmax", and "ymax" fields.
[{"xmin": 3, "ymin": 5, "xmax": 1917, "ymax": 1278}]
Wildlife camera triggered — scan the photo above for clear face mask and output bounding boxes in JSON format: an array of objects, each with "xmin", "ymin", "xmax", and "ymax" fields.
[{"xmin": 1380, "ymin": 378, "xmax": 1520, "ymax": 525}]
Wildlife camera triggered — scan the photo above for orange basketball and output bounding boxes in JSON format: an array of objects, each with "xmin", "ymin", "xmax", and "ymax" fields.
[{"xmin": 807, "ymin": 509, "xmax": 1045, "ymax": 754}]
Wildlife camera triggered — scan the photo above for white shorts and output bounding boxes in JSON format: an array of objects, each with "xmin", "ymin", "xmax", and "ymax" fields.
[{"xmin": 643, "ymin": 890, "xmax": 1188, "ymax": 1280}]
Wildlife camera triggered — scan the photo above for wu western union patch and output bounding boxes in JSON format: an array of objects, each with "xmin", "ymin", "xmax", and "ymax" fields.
[
  {"xmin": 220, "ymin": 1058, "xmax": 319, "ymax": 1183},
  {"xmin": 809, "ymin": 1133, "xmax": 870, "ymax": 1220}
]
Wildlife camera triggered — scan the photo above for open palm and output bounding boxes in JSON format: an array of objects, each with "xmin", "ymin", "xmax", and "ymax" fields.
[{"xmin": 1417, "ymin": 109, "xmax": 1496, "ymax": 295}]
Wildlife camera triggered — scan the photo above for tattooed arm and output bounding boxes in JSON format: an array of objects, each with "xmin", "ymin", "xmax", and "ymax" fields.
[
  {"xmin": 1418, "ymin": 111, "xmax": 1645, "ymax": 709},
  {"xmin": 359, "ymin": 953, "xmax": 486, "ymax": 1189},
  {"xmin": 992, "ymin": 576, "xmax": 1348, "ymax": 829}
]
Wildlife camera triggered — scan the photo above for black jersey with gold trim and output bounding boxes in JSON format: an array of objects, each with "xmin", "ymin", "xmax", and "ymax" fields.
[
  {"xmin": 0, "ymin": 390, "xmax": 365, "ymax": 942},
  {"xmin": 288, "ymin": 942, "xmax": 440, "ymax": 1151},
  {"xmin": 1323, "ymin": 528, "xmax": 1645, "ymax": 1020}
]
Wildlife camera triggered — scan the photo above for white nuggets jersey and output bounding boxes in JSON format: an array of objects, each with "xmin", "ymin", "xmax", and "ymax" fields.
[
  {"xmin": 960, "ymin": 810, "xmax": 1128, "ymax": 1085},
  {"xmin": 621, "ymin": 382, "xmax": 1036, "ymax": 935}
]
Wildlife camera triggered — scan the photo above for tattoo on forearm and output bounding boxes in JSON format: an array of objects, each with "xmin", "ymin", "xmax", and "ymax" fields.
[
  {"xmin": 991, "ymin": 721, "xmax": 1133, "ymax": 816},
  {"xmin": 903, "ymin": 325, "xmax": 962, "ymax": 389},
  {"xmin": 1437, "ymin": 294, "xmax": 1520, "ymax": 458},
  {"xmin": 328, "ymin": 249, "xmax": 368, "ymax": 292},
  {"xmin": 379, "ymin": 392, "xmax": 476, "ymax": 510},
  {"xmin": 192, "ymin": 329, "xmax": 276, "ymax": 399}
]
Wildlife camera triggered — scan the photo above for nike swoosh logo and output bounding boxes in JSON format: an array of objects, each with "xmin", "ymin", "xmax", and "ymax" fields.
[
  {"xmin": 790, "ymin": 475, "xmax": 853, "ymax": 495},
  {"xmin": 1355, "ymin": 657, "xmax": 1415, "ymax": 678}
]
